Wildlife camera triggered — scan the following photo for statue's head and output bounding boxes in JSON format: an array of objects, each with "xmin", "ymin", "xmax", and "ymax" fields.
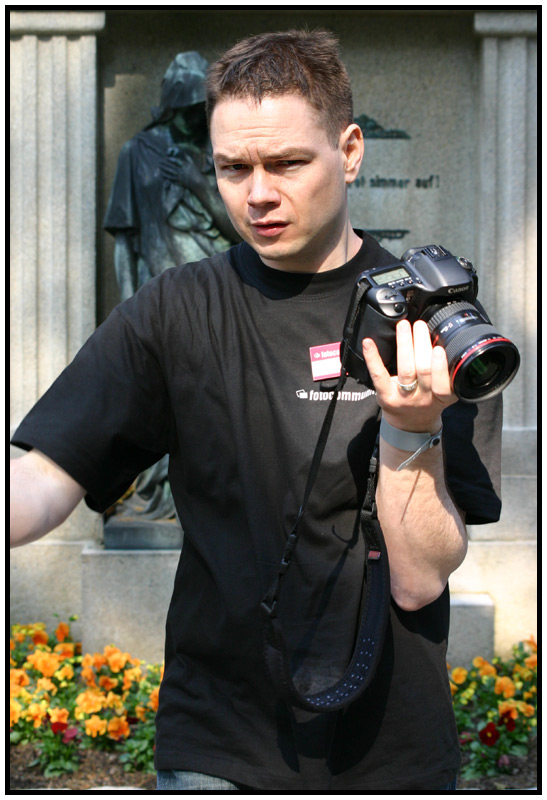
[{"xmin": 152, "ymin": 51, "xmax": 209, "ymax": 123}]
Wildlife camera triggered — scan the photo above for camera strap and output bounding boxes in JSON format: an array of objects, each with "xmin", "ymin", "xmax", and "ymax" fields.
[{"xmin": 260, "ymin": 290, "xmax": 391, "ymax": 712}]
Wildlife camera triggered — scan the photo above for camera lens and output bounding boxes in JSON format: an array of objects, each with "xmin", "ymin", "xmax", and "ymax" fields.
[{"xmin": 423, "ymin": 301, "xmax": 520, "ymax": 402}]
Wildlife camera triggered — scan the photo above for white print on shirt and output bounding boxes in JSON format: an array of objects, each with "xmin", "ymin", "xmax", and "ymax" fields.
[
  {"xmin": 296, "ymin": 388, "xmax": 377, "ymax": 401},
  {"xmin": 309, "ymin": 342, "xmax": 342, "ymax": 381}
]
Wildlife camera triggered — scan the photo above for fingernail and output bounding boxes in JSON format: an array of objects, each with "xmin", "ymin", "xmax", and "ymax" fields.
[{"xmin": 363, "ymin": 339, "xmax": 372, "ymax": 351}]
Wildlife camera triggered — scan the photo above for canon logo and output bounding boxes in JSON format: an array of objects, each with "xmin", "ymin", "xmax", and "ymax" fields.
[{"xmin": 447, "ymin": 285, "xmax": 467, "ymax": 294}]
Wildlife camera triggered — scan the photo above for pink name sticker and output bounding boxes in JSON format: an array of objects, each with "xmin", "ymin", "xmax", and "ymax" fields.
[{"xmin": 309, "ymin": 342, "xmax": 342, "ymax": 382}]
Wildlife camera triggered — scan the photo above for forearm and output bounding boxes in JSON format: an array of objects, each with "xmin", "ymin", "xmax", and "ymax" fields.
[
  {"xmin": 10, "ymin": 451, "xmax": 86, "ymax": 548},
  {"xmin": 376, "ymin": 438, "xmax": 467, "ymax": 611}
]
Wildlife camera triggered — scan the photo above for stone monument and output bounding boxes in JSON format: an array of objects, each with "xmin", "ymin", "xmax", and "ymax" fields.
[{"xmin": 102, "ymin": 51, "xmax": 239, "ymax": 549}]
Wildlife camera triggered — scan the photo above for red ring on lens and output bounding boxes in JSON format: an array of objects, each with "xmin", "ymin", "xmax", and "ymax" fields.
[{"xmin": 451, "ymin": 337, "xmax": 513, "ymax": 383}]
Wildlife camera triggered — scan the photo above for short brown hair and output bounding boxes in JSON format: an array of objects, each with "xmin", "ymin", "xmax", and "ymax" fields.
[{"xmin": 206, "ymin": 29, "xmax": 353, "ymax": 147}]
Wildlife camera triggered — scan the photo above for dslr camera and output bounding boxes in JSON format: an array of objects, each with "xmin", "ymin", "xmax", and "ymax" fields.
[{"xmin": 341, "ymin": 244, "xmax": 519, "ymax": 402}]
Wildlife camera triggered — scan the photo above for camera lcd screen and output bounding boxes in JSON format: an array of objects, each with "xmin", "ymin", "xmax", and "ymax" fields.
[{"xmin": 372, "ymin": 266, "xmax": 410, "ymax": 285}]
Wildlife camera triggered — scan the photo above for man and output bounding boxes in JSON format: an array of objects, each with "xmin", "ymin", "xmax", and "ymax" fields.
[{"xmin": 11, "ymin": 30, "xmax": 502, "ymax": 790}]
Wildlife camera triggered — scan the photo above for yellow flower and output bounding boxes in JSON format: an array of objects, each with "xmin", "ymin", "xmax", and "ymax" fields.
[
  {"xmin": 494, "ymin": 676, "xmax": 516, "ymax": 698},
  {"xmin": 10, "ymin": 698, "xmax": 23, "ymax": 727},
  {"xmin": 85, "ymin": 714, "xmax": 107, "ymax": 738},
  {"xmin": 104, "ymin": 691, "xmax": 124, "ymax": 711},
  {"xmin": 107, "ymin": 716, "xmax": 130, "ymax": 741},
  {"xmin": 24, "ymin": 702, "xmax": 47, "ymax": 728},
  {"xmin": 451, "ymin": 667, "xmax": 468, "ymax": 685},
  {"xmin": 55, "ymin": 664, "xmax": 74, "ymax": 682}
]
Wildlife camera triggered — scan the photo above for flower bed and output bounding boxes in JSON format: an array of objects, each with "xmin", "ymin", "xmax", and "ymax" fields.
[
  {"xmin": 449, "ymin": 637, "xmax": 537, "ymax": 783},
  {"xmin": 10, "ymin": 619, "xmax": 537, "ymax": 784}
]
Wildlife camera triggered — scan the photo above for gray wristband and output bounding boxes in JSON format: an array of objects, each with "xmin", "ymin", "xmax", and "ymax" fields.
[{"xmin": 380, "ymin": 417, "xmax": 443, "ymax": 471}]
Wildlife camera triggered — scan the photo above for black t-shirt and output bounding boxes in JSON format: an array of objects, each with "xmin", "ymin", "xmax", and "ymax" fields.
[{"xmin": 12, "ymin": 233, "xmax": 502, "ymax": 790}]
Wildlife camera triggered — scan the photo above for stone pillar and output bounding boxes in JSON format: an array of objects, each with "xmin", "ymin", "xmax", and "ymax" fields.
[
  {"xmin": 10, "ymin": 12, "xmax": 106, "ymax": 636},
  {"xmin": 450, "ymin": 12, "xmax": 537, "ymax": 658},
  {"xmin": 473, "ymin": 11, "xmax": 537, "ymax": 432},
  {"xmin": 10, "ymin": 11, "xmax": 105, "ymax": 427}
]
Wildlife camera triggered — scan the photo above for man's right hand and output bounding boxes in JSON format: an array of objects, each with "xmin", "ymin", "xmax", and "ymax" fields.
[{"xmin": 10, "ymin": 450, "xmax": 86, "ymax": 548}]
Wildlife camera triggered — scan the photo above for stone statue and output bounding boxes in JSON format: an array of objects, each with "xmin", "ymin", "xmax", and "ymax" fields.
[
  {"xmin": 104, "ymin": 51, "xmax": 238, "ymax": 301},
  {"xmin": 103, "ymin": 52, "xmax": 239, "ymax": 530}
]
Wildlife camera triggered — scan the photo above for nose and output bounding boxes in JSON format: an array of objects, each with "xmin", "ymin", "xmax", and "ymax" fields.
[{"xmin": 247, "ymin": 168, "xmax": 280, "ymax": 208}]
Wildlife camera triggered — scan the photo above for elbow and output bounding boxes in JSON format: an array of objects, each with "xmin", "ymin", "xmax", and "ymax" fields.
[{"xmin": 391, "ymin": 578, "xmax": 448, "ymax": 612}]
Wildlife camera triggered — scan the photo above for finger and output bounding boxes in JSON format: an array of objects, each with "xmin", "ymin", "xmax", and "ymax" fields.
[
  {"xmin": 413, "ymin": 320, "xmax": 434, "ymax": 390},
  {"xmin": 362, "ymin": 338, "xmax": 393, "ymax": 396},
  {"xmin": 431, "ymin": 346, "xmax": 456, "ymax": 402},
  {"xmin": 395, "ymin": 320, "xmax": 417, "ymax": 385}
]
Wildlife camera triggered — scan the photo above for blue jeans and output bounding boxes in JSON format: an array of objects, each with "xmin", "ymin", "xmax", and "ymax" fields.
[{"xmin": 156, "ymin": 770, "xmax": 458, "ymax": 791}]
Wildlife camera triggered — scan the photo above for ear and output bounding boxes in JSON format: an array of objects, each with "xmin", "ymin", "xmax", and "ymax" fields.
[{"xmin": 340, "ymin": 123, "xmax": 364, "ymax": 184}]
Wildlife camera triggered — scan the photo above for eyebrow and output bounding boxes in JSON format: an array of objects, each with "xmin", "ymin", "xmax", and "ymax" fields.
[{"xmin": 213, "ymin": 148, "xmax": 316, "ymax": 165}]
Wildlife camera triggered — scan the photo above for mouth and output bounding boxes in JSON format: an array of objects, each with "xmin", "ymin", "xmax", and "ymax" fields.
[{"xmin": 251, "ymin": 221, "xmax": 289, "ymax": 238}]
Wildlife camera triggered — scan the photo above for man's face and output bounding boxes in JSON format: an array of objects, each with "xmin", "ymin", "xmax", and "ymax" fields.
[{"xmin": 210, "ymin": 94, "xmax": 362, "ymax": 272}]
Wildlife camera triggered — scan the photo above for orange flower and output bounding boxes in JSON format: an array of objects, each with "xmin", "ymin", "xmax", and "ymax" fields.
[
  {"xmin": 494, "ymin": 676, "xmax": 516, "ymax": 698},
  {"xmin": 472, "ymin": 656, "xmax": 497, "ymax": 677},
  {"xmin": 449, "ymin": 681, "xmax": 458, "ymax": 696},
  {"xmin": 93, "ymin": 653, "xmax": 108, "ymax": 670},
  {"xmin": 54, "ymin": 642, "xmax": 76, "ymax": 660},
  {"xmin": 135, "ymin": 705, "xmax": 147, "ymax": 721},
  {"xmin": 107, "ymin": 716, "xmax": 130, "ymax": 741},
  {"xmin": 106, "ymin": 651, "xmax": 130, "ymax": 674},
  {"xmin": 26, "ymin": 650, "xmax": 62, "ymax": 678},
  {"xmin": 25, "ymin": 702, "xmax": 47, "ymax": 728},
  {"xmin": 75, "ymin": 690, "xmax": 105, "ymax": 715},
  {"xmin": 49, "ymin": 707, "xmax": 70, "ymax": 724},
  {"xmin": 451, "ymin": 667, "xmax": 468, "ymax": 685},
  {"xmin": 524, "ymin": 653, "xmax": 537, "ymax": 670},
  {"xmin": 32, "ymin": 630, "xmax": 49, "ymax": 646},
  {"xmin": 55, "ymin": 622, "xmax": 70, "ymax": 642},
  {"xmin": 498, "ymin": 700, "xmax": 518, "ymax": 719},
  {"xmin": 99, "ymin": 675, "xmax": 119, "ymax": 691},
  {"xmin": 122, "ymin": 666, "xmax": 142, "ymax": 690},
  {"xmin": 10, "ymin": 669, "xmax": 30, "ymax": 696},
  {"xmin": 85, "ymin": 714, "xmax": 107, "ymax": 738},
  {"xmin": 81, "ymin": 666, "xmax": 97, "ymax": 687},
  {"xmin": 148, "ymin": 686, "xmax": 160, "ymax": 712},
  {"xmin": 37, "ymin": 676, "xmax": 57, "ymax": 693},
  {"xmin": 524, "ymin": 635, "xmax": 537, "ymax": 653},
  {"xmin": 517, "ymin": 701, "xmax": 535, "ymax": 718}
]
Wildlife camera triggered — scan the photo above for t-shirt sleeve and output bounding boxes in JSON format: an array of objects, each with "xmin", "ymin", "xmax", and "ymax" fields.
[
  {"xmin": 11, "ymin": 304, "xmax": 174, "ymax": 514},
  {"xmin": 442, "ymin": 395, "xmax": 502, "ymax": 525}
]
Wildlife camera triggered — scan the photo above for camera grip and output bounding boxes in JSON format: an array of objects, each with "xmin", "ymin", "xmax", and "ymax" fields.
[{"xmin": 345, "ymin": 305, "xmax": 400, "ymax": 386}]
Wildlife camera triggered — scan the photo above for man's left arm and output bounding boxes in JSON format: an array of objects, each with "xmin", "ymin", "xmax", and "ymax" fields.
[{"xmin": 363, "ymin": 319, "xmax": 468, "ymax": 612}]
